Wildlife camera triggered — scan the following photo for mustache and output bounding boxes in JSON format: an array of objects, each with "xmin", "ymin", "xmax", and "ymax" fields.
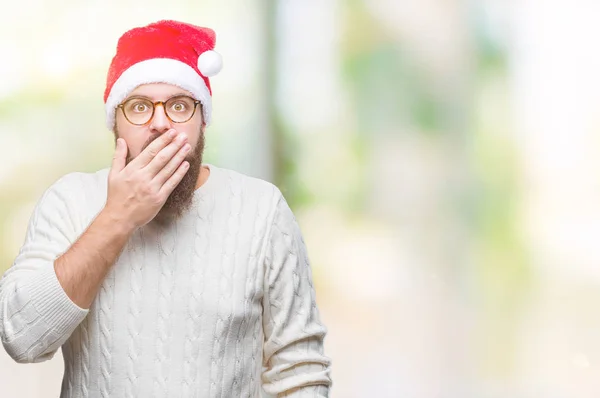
[
  {"xmin": 143, "ymin": 133, "xmax": 161, "ymax": 148},
  {"xmin": 141, "ymin": 134, "xmax": 161, "ymax": 151}
]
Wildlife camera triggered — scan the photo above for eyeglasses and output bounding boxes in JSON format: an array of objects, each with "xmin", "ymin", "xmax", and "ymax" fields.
[{"xmin": 117, "ymin": 95, "xmax": 201, "ymax": 125}]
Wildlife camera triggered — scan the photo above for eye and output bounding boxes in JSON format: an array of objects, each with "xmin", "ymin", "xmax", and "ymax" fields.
[
  {"xmin": 128, "ymin": 101, "xmax": 151, "ymax": 113},
  {"xmin": 135, "ymin": 103, "xmax": 147, "ymax": 112},
  {"xmin": 170, "ymin": 102, "xmax": 188, "ymax": 112}
]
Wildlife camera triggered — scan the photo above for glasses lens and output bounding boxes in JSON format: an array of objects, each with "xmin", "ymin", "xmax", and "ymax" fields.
[
  {"xmin": 123, "ymin": 98, "xmax": 154, "ymax": 125},
  {"xmin": 165, "ymin": 96, "xmax": 197, "ymax": 122}
]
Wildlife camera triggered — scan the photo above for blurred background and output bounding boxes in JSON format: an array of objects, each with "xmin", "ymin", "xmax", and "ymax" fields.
[{"xmin": 2, "ymin": 0, "xmax": 600, "ymax": 397}]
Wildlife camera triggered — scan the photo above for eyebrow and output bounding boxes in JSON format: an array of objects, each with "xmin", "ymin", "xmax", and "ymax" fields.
[{"xmin": 125, "ymin": 93, "xmax": 190, "ymax": 101}]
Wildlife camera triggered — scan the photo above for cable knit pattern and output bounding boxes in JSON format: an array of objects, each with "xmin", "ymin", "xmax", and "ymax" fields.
[
  {"xmin": 125, "ymin": 230, "xmax": 145, "ymax": 398},
  {"xmin": 0, "ymin": 163, "xmax": 332, "ymax": 398},
  {"xmin": 261, "ymin": 194, "xmax": 332, "ymax": 397},
  {"xmin": 209, "ymin": 171, "xmax": 242, "ymax": 397},
  {"xmin": 251, "ymin": 191, "xmax": 273, "ymax": 396},
  {"xmin": 233, "ymin": 191, "xmax": 268, "ymax": 397},
  {"xmin": 77, "ymin": 178, "xmax": 92, "ymax": 398},
  {"xmin": 78, "ymin": 315, "xmax": 90, "ymax": 398},
  {"xmin": 97, "ymin": 265, "xmax": 115, "ymax": 398},
  {"xmin": 154, "ymin": 222, "xmax": 178, "ymax": 395},
  {"xmin": 64, "ymin": 333, "xmax": 75, "ymax": 397},
  {"xmin": 182, "ymin": 193, "xmax": 213, "ymax": 397}
]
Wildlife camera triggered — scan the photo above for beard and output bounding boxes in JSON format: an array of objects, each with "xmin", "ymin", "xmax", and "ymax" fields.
[{"xmin": 122, "ymin": 130, "xmax": 205, "ymax": 227}]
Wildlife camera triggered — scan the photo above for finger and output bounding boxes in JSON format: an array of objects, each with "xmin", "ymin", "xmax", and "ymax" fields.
[
  {"xmin": 111, "ymin": 138, "xmax": 128, "ymax": 174},
  {"xmin": 129, "ymin": 129, "xmax": 178, "ymax": 168},
  {"xmin": 158, "ymin": 161, "xmax": 190, "ymax": 198},
  {"xmin": 153, "ymin": 142, "xmax": 191, "ymax": 186},
  {"xmin": 144, "ymin": 132, "xmax": 188, "ymax": 176}
]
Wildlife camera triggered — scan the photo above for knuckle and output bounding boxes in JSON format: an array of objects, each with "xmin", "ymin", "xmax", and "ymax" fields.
[
  {"xmin": 146, "ymin": 186, "xmax": 157, "ymax": 197},
  {"xmin": 156, "ymin": 153, "xmax": 169, "ymax": 163},
  {"xmin": 164, "ymin": 178, "xmax": 175, "ymax": 190},
  {"xmin": 160, "ymin": 167, "xmax": 173, "ymax": 179},
  {"xmin": 127, "ymin": 172, "xmax": 137, "ymax": 183},
  {"xmin": 151, "ymin": 194, "xmax": 164, "ymax": 206},
  {"xmin": 123, "ymin": 174, "xmax": 135, "ymax": 186}
]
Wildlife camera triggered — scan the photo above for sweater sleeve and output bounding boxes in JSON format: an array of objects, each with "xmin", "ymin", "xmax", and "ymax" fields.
[
  {"xmin": 0, "ymin": 175, "xmax": 88, "ymax": 363},
  {"xmin": 261, "ymin": 190, "xmax": 332, "ymax": 398}
]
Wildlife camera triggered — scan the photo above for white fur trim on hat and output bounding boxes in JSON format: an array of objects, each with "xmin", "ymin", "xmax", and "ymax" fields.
[{"xmin": 105, "ymin": 58, "xmax": 213, "ymax": 130}]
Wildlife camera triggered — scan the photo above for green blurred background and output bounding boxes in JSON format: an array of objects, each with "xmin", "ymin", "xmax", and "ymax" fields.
[{"xmin": 3, "ymin": 0, "xmax": 600, "ymax": 397}]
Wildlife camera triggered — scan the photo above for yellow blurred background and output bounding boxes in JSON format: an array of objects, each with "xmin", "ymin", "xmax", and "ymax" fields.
[{"xmin": 2, "ymin": 0, "xmax": 600, "ymax": 397}]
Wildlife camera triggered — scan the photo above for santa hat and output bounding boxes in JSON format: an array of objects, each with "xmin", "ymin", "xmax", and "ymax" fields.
[{"xmin": 103, "ymin": 20, "xmax": 222, "ymax": 130}]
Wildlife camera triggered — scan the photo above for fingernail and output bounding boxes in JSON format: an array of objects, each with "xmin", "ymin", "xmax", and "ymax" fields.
[{"xmin": 168, "ymin": 130, "xmax": 177, "ymax": 138}]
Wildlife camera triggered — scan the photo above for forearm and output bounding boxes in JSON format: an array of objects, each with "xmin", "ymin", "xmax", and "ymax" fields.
[{"xmin": 54, "ymin": 207, "xmax": 135, "ymax": 309}]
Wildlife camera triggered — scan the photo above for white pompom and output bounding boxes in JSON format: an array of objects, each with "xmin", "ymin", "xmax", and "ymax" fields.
[{"xmin": 197, "ymin": 50, "xmax": 222, "ymax": 77}]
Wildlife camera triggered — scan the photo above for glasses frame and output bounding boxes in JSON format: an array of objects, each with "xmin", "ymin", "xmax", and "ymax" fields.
[{"xmin": 117, "ymin": 95, "xmax": 202, "ymax": 126}]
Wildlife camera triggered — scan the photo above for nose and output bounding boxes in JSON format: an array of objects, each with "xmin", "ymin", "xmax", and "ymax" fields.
[{"xmin": 149, "ymin": 103, "xmax": 172, "ymax": 134}]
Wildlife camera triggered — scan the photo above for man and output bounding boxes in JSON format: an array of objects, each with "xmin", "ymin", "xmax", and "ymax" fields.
[{"xmin": 0, "ymin": 20, "xmax": 331, "ymax": 397}]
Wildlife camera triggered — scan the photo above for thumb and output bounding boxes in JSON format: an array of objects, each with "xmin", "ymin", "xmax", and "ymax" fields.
[{"xmin": 111, "ymin": 138, "xmax": 128, "ymax": 172}]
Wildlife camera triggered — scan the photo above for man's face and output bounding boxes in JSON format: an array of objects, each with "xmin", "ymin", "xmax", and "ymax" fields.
[{"xmin": 114, "ymin": 83, "xmax": 206, "ymax": 226}]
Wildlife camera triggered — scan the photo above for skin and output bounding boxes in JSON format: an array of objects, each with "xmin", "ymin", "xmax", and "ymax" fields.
[
  {"xmin": 54, "ymin": 83, "xmax": 210, "ymax": 309},
  {"xmin": 116, "ymin": 83, "xmax": 210, "ymax": 192}
]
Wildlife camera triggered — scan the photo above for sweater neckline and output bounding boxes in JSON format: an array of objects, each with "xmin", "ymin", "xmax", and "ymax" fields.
[{"xmin": 194, "ymin": 162, "xmax": 218, "ymax": 196}]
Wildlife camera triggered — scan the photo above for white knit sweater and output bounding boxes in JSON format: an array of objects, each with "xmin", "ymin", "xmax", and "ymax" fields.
[{"xmin": 0, "ymin": 163, "xmax": 331, "ymax": 398}]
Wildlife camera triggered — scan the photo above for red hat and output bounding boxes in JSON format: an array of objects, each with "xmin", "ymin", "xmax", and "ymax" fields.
[{"xmin": 104, "ymin": 20, "xmax": 222, "ymax": 130}]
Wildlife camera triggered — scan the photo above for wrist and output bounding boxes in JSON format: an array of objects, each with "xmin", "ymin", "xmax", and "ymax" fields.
[{"xmin": 98, "ymin": 206, "xmax": 137, "ymax": 236}]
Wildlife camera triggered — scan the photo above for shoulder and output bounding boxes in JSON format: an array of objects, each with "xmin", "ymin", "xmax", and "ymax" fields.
[
  {"xmin": 45, "ymin": 168, "xmax": 109, "ymax": 201},
  {"xmin": 212, "ymin": 164, "xmax": 284, "ymax": 206},
  {"xmin": 34, "ymin": 168, "xmax": 109, "ymax": 225}
]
